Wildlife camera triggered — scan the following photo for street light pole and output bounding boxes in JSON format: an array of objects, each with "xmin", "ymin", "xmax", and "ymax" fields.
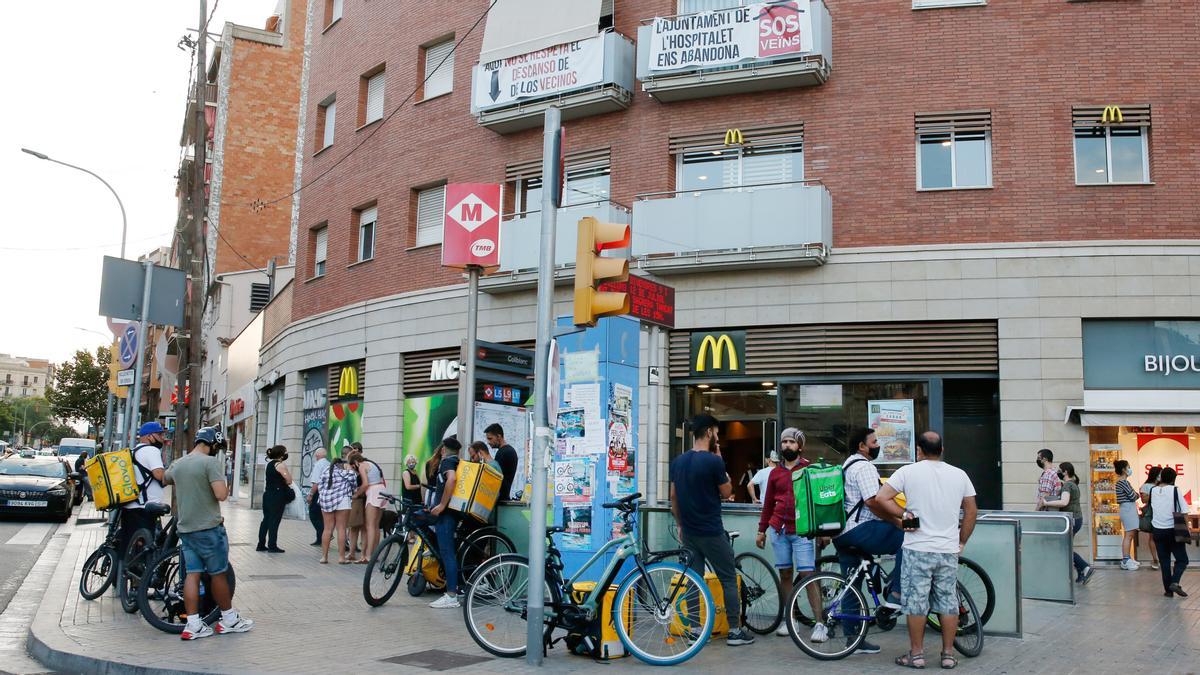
[{"xmin": 20, "ymin": 149, "xmax": 128, "ymax": 259}]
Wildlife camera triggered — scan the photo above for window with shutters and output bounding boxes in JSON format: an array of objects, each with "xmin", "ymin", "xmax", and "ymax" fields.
[
  {"xmin": 422, "ymin": 38, "xmax": 455, "ymax": 100},
  {"xmin": 324, "ymin": 0, "xmax": 342, "ymax": 28},
  {"xmin": 414, "ymin": 186, "xmax": 445, "ymax": 248},
  {"xmin": 249, "ymin": 283, "xmax": 271, "ymax": 312},
  {"xmin": 356, "ymin": 205, "xmax": 377, "ymax": 262},
  {"xmin": 508, "ymin": 149, "xmax": 613, "ymax": 215},
  {"xmin": 316, "ymin": 95, "xmax": 336, "ymax": 151},
  {"xmin": 672, "ymin": 125, "xmax": 803, "ymax": 192},
  {"xmin": 677, "ymin": 0, "xmax": 747, "ymax": 12},
  {"xmin": 1072, "ymin": 105, "xmax": 1150, "ymax": 185},
  {"xmin": 311, "ymin": 225, "xmax": 328, "ymax": 277},
  {"xmin": 912, "ymin": 0, "xmax": 986, "ymax": 8},
  {"xmin": 359, "ymin": 67, "xmax": 385, "ymax": 127},
  {"xmin": 915, "ymin": 110, "xmax": 992, "ymax": 190}
]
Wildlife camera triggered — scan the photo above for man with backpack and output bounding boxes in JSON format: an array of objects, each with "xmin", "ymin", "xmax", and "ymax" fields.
[
  {"xmin": 830, "ymin": 427, "xmax": 904, "ymax": 654},
  {"xmin": 120, "ymin": 421, "xmax": 169, "ymax": 554}
]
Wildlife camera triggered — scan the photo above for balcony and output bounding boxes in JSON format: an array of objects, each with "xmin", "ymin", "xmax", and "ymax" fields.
[
  {"xmin": 471, "ymin": 30, "xmax": 636, "ymax": 135},
  {"xmin": 636, "ymin": 1, "xmax": 832, "ymax": 103}
]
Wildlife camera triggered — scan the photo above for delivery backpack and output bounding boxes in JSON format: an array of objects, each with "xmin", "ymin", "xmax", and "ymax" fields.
[{"xmin": 793, "ymin": 459, "xmax": 869, "ymax": 538}]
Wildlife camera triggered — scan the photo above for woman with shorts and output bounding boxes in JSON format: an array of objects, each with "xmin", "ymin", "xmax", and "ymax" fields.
[
  {"xmin": 1114, "ymin": 460, "xmax": 1141, "ymax": 570},
  {"xmin": 310, "ymin": 457, "xmax": 356, "ymax": 564},
  {"xmin": 355, "ymin": 447, "xmax": 388, "ymax": 563}
]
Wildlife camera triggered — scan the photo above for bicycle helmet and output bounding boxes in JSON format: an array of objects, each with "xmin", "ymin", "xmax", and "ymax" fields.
[{"xmin": 195, "ymin": 426, "xmax": 224, "ymax": 448}]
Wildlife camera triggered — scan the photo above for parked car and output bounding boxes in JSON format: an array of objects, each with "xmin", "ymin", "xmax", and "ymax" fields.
[
  {"xmin": 0, "ymin": 456, "xmax": 79, "ymax": 522},
  {"xmin": 60, "ymin": 454, "xmax": 85, "ymax": 505}
]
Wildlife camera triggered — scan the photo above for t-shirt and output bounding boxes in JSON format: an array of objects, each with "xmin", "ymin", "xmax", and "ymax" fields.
[
  {"xmin": 434, "ymin": 455, "xmax": 461, "ymax": 506},
  {"xmin": 1036, "ymin": 468, "xmax": 1062, "ymax": 509},
  {"xmin": 669, "ymin": 450, "xmax": 729, "ymax": 537},
  {"xmin": 494, "ymin": 444, "xmax": 518, "ymax": 501},
  {"xmin": 123, "ymin": 443, "xmax": 166, "ymax": 510},
  {"xmin": 1058, "ymin": 480, "xmax": 1083, "ymax": 520},
  {"xmin": 1149, "ymin": 485, "xmax": 1184, "ymax": 530},
  {"xmin": 485, "ymin": 459, "xmax": 502, "ymax": 474},
  {"xmin": 749, "ymin": 466, "xmax": 773, "ymax": 502},
  {"xmin": 885, "ymin": 459, "xmax": 976, "ymax": 554},
  {"xmin": 841, "ymin": 455, "xmax": 881, "ymax": 534},
  {"xmin": 1115, "ymin": 479, "xmax": 1137, "ymax": 503},
  {"xmin": 310, "ymin": 458, "xmax": 331, "ymax": 489},
  {"xmin": 164, "ymin": 452, "xmax": 225, "ymax": 534}
]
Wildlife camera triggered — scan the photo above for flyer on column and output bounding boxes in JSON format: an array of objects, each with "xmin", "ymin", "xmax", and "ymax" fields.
[{"xmin": 867, "ymin": 399, "xmax": 914, "ymax": 464}]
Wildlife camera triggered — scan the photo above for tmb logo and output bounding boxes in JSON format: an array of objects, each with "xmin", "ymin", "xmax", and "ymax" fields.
[{"xmin": 470, "ymin": 239, "xmax": 496, "ymax": 256}]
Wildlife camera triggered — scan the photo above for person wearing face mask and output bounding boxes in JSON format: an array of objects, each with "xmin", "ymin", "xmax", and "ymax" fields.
[
  {"xmin": 1034, "ymin": 448, "xmax": 1061, "ymax": 511},
  {"xmin": 401, "ymin": 454, "xmax": 423, "ymax": 503},
  {"xmin": 1112, "ymin": 460, "xmax": 1142, "ymax": 571},
  {"xmin": 120, "ymin": 421, "xmax": 169, "ymax": 555},
  {"xmin": 829, "ymin": 427, "xmax": 904, "ymax": 656}
]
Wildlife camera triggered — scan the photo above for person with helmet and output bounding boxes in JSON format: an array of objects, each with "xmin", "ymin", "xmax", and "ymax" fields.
[
  {"xmin": 119, "ymin": 421, "xmax": 169, "ymax": 554},
  {"xmin": 164, "ymin": 426, "xmax": 252, "ymax": 639}
]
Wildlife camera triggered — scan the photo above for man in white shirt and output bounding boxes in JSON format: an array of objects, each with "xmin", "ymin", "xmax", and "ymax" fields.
[
  {"xmin": 876, "ymin": 431, "xmax": 978, "ymax": 670},
  {"xmin": 120, "ymin": 421, "xmax": 168, "ymax": 552},
  {"xmin": 306, "ymin": 448, "xmax": 330, "ymax": 546},
  {"xmin": 748, "ymin": 452, "xmax": 778, "ymax": 504}
]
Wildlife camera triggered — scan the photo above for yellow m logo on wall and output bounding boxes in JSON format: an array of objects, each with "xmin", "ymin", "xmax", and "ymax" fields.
[
  {"xmin": 338, "ymin": 366, "xmax": 358, "ymax": 397},
  {"xmin": 690, "ymin": 331, "xmax": 746, "ymax": 375},
  {"xmin": 1100, "ymin": 105, "xmax": 1123, "ymax": 124},
  {"xmin": 723, "ymin": 128, "xmax": 744, "ymax": 146}
]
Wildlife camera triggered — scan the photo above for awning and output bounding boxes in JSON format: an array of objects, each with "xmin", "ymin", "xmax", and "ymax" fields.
[
  {"xmin": 479, "ymin": 0, "xmax": 601, "ymax": 64},
  {"xmin": 1080, "ymin": 412, "xmax": 1200, "ymax": 427}
]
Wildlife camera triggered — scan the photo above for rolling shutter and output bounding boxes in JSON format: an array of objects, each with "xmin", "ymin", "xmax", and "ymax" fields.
[
  {"xmin": 415, "ymin": 186, "xmax": 445, "ymax": 247},
  {"xmin": 1072, "ymin": 104, "xmax": 1151, "ymax": 128},
  {"xmin": 669, "ymin": 122, "xmax": 805, "ymax": 155},
  {"xmin": 914, "ymin": 110, "xmax": 992, "ymax": 135},
  {"xmin": 365, "ymin": 71, "xmax": 385, "ymax": 123},
  {"xmin": 321, "ymin": 99, "xmax": 336, "ymax": 148},
  {"xmin": 327, "ymin": 361, "xmax": 367, "ymax": 401},
  {"xmin": 424, "ymin": 40, "xmax": 455, "ymax": 98},
  {"xmin": 404, "ymin": 340, "xmax": 536, "ymax": 395},
  {"xmin": 505, "ymin": 147, "xmax": 611, "ymax": 183}
]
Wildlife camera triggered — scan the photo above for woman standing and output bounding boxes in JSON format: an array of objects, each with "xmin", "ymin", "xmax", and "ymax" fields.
[
  {"xmin": 1148, "ymin": 467, "xmax": 1189, "ymax": 597},
  {"xmin": 1114, "ymin": 460, "xmax": 1141, "ymax": 571},
  {"xmin": 401, "ymin": 455, "xmax": 422, "ymax": 504},
  {"xmin": 1138, "ymin": 466, "xmax": 1163, "ymax": 570},
  {"xmin": 310, "ymin": 457, "xmax": 356, "ymax": 564},
  {"xmin": 355, "ymin": 447, "xmax": 388, "ymax": 563},
  {"xmin": 257, "ymin": 445, "xmax": 293, "ymax": 553},
  {"xmin": 1041, "ymin": 462, "xmax": 1093, "ymax": 584},
  {"xmin": 423, "ymin": 445, "xmax": 445, "ymax": 507},
  {"xmin": 346, "ymin": 446, "xmax": 368, "ymax": 563}
]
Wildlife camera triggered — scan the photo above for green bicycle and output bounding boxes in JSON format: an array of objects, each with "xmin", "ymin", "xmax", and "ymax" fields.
[{"xmin": 462, "ymin": 492, "xmax": 716, "ymax": 666}]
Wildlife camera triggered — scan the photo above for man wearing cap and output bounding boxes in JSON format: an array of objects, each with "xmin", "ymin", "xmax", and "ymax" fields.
[
  {"xmin": 748, "ymin": 452, "xmax": 779, "ymax": 504},
  {"xmin": 120, "ymin": 421, "xmax": 168, "ymax": 553}
]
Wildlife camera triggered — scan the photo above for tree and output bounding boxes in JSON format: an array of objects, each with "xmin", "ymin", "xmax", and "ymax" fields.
[
  {"xmin": 5, "ymin": 397, "xmax": 52, "ymax": 445},
  {"xmin": 44, "ymin": 424, "xmax": 83, "ymax": 445},
  {"xmin": 47, "ymin": 347, "xmax": 109, "ymax": 434}
]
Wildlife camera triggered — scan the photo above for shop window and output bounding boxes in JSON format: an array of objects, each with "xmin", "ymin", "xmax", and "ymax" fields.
[
  {"xmin": 1072, "ymin": 104, "xmax": 1151, "ymax": 184},
  {"xmin": 677, "ymin": 141, "xmax": 803, "ymax": 192},
  {"xmin": 915, "ymin": 110, "xmax": 992, "ymax": 190}
]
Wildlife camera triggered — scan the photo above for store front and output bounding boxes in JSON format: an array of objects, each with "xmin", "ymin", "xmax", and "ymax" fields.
[
  {"xmin": 1078, "ymin": 319, "xmax": 1200, "ymax": 562},
  {"xmin": 667, "ymin": 321, "xmax": 1003, "ymax": 508}
]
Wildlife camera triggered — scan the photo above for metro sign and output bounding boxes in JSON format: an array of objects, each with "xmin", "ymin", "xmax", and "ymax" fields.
[{"xmin": 442, "ymin": 183, "xmax": 502, "ymax": 269}]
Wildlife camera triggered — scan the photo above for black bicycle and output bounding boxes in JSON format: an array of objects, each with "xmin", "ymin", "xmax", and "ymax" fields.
[
  {"xmin": 136, "ymin": 533, "xmax": 237, "ymax": 633},
  {"xmin": 117, "ymin": 502, "xmax": 174, "ymax": 613},
  {"xmin": 79, "ymin": 508, "xmax": 123, "ymax": 600}
]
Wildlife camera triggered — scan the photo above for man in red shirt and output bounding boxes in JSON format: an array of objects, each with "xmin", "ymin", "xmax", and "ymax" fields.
[{"xmin": 756, "ymin": 427, "xmax": 825, "ymax": 637}]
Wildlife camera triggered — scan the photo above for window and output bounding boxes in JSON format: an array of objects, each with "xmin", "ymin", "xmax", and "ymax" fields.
[
  {"xmin": 1073, "ymin": 105, "xmax": 1150, "ymax": 185},
  {"xmin": 422, "ymin": 38, "xmax": 455, "ymax": 100},
  {"xmin": 915, "ymin": 110, "xmax": 992, "ymax": 189},
  {"xmin": 673, "ymin": 125, "xmax": 804, "ymax": 192},
  {"xmin": 360, "ymin": 68, "xmax": 385, "ymax": 126},
  {"xmin": 357, "ymin": 206, "xmax": 377, "ymax": 261},
  {"xmin": 678, "ymin": 0, "xmax": 746, "ymax": 12},
  {"xmin": 312, "ymin": 226, "xmax": 328, "ymax": 277},
  {"xmin": 317, "ymin": 96, "xmax": 336, "ymax": 150},
  {"xmin": 507, "ymin": 149, "xmax": 612, "ymax": 214},
  {"xmin": 33, "ymin": 376, "xmax": 38, "ymax": 384},
  {"xmin": 22, "ymin": 376, "xmax": 29, "ymax": 386},
  {"xmin": 414, "ymin": 186, "xmax": 445, "ymax": 248},
  {"xmin": 912, "ymin": 0, "xmax": 986, "ymax": 8},
  {"xmin": 249, "ymin": 283, "xmax": 271, "ymax": 312},
  {"xmin": 324, "ymin": 0, "xmax": 342, "ymax": 27}
]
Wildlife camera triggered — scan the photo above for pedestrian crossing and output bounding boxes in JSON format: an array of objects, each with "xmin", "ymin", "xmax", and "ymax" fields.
[{"xmin": 3, "ymin": 523, "xmax": 51, "ymax": 546}]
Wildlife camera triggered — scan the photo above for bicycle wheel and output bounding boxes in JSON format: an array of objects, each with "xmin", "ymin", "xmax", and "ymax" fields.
[
  {"xmin": 613, "ymin": 562, "xmax": 713, "ymax": 666},
  {"xmin": 951, "ymin": 582, "xmax": 984, "ymax": 657},
  {"xmin": 786, "ymin": 573, "xmax": 867, "ymax": 661},
  {"xmin": 957, "ymin": 557, "xmax": 995, "ymax": 626},
  {"xmin": 407, "ymin": 538, "xmax": 431, "ymax": 597},
  {"xmin": 119, "ymin": 529, "xmax": 153, "ymax": 614},
  {"xmin": 138, "ymin": 548, "xmax": 236, "ymax": 633},
  {"xmin": 463, "ymin": 555, "xmax": 556, "ymax": 658},
  {"xmin": 734, "ymin": 552, "xmax": 782, "ymax": 635},
  {"xmin": 363, "ymin": 533, "xmax": 408, "ymax": 607},
  {"xmin": 458, "ymin": 532, "xmax": 515, "ymax": 588},
  {"xmin": 79, "ymin": 546, "xmax": 117, "ymax": 600}
]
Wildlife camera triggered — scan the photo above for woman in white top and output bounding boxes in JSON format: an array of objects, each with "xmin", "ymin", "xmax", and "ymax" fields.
[
  {"xmin": 1148, "ymin": 467, "xmax": 1189, "ymax": 598},
  {"xmin": 1137, "ymin": 466, "xmax": 1162, "ymax": 570}
]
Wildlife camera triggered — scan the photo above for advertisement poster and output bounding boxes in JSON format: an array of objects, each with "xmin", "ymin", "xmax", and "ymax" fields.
[
  {"xmin": 553, "ymin": 458, "xmax": 593, "ymax": 499},
  {"xmin": 402, "ymin": 394, "xmax": 459, "ymax": 472},
  {"xmin": 648, "ymin": 1, "xmax": 813, "ymax": 74},
  {"xmin": 607, "ymin": 420, "xmax": 629, "ymax": 472},
  {"xmin": 474, "ymin": 36, "xmax": 605, "ymax": 110},
  {"xmin": 868, "ymin": 399, "xmax": 915, "ymax": 464},
  {"xmin": 327, "ymin": 400, "xmax": 362, "ymax": 459},
  {"xmin": 301, "ymin": 370, "xmax": 328, "ymax": 486},
  {"xmin": 473, "ymin": 401, "xmax": 530, "ymax": 501},
  {"xmin": 561, "ymin": 503, "xmax": 594, "ymax": 550}
]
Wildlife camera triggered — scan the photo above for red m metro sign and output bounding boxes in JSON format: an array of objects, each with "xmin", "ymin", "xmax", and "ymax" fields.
[{"xmin": 442, "ymin": 183, "xmax": 502, "ymax": 269}]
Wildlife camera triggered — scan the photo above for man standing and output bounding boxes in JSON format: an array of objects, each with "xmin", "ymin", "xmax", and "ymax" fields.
[
  {"xmin": 163, "ymin": 427, "xmax": 253, "ymax": 640},
  {"xmin": 428, "ymin": 438, "xmax": 461, "ymax": 609},
  {"xmin": 1034, "ymin": 448, "xmax": 1061, "ymax": 511},
  {"xmin": 306, "ymin": 447, "xmax": 329, "ymax": 546},
  {"xmin": 121, "ymin": 422, "xmax": 169, "ymax": 552},
  {"xmin": 73, "ymin": 450, "xmax": 92, "ymax": 502},
  {"xmin": 876, "ymin": 431, "xmax": 977, "ymax": 670},
  {"xmin": 670, "ymin": 414, "xmax": 754, "ymax": 646},
  {"xmin": 484, "ymin": 423, "xmax": 518, "ymax": 502},
  {"xmin": 748, "ymin": 452, "xmax": 779, "ymax": 504}
]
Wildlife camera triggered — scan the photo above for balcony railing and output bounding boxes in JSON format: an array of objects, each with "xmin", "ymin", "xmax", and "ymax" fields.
[{"xmin": 496, "ymin": 201, "xmax": 631, "ymax": 274}]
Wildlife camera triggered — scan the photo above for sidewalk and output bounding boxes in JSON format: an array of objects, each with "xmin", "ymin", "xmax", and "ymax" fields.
[{"xmin": 27, "ymin": 501, "xmax": 1200, "ymax": 674}]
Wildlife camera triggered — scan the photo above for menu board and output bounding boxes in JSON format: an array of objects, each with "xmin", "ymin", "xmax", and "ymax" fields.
[{"xmin": 867, "ymin": 399, "xmax": 915, "ymax": 464}]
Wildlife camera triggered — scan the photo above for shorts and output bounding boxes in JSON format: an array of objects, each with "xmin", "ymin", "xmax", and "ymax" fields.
[
  {"xmin": 333, "ymin": 497, "xmax": 352, "ymax": 512},
  {"xmin": 768, "ymin": 528, "xmax": 815, "ymax": 571},
  {"xmin": 900, "ymin": 548, "xmax": 958, "ymax": 616},
  {"xmin": 1119, "ymin": 501, "xmax": 1140, "ymax": 531},
  {"xmin": 179, "ymin": 525, "xmax": 230, "ymax": 576},
  {"xmin": 366, "ymin": 484, "xmax": 388, "ymax": 509}
]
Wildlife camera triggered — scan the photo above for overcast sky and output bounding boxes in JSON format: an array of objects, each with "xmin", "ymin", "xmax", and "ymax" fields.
[{"xmin": 0, "ymin": 0, "xmax": 279, "ymax": 365}]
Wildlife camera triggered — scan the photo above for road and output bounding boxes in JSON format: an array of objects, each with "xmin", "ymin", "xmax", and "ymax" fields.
[
  {"xmin": 0, "ymin": 519, "xmax": 57, "ymax": 614},
  {"xmin": 0, "ymin": 515, "xmax": 67, "ymax": 675}
]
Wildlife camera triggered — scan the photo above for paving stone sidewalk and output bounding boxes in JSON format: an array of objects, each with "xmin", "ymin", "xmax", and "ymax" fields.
[{"xmin": 26, "ymin": 501, "xmax": 1200, "ymax": 674}]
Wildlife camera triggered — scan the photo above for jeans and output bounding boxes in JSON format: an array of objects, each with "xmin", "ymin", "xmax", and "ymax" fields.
[
  {"xmin": 180, "ymin": 525, "xmax": 230, "ymax": 575},
  {"xmin": 436, "ymin": 513, "xmax": 459, "ymax": 594},
  {"xmin": 833, "ymin": 520, "xmax": 904, "ymax": 636},
  {"xmin": 258, "ymin": 490, "xmax": 287, "ymax": 548},
  {"xmin": 682, "ymin": 531, "xmax": 741, "ymax": 631},
  {"xmin": 1071, "ymin": 517, "xmax": 1088, "ymax": 576},
  {"xmin": 1152, "ymin": 527, "xmax": 1189, "ymax": 592},
  {"xmin": 309, "ymin": 494, "xmax": 324, "ymax": 542}
]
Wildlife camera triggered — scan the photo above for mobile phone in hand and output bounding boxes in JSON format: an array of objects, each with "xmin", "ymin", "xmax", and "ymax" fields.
[{"xmin": 902, "ymin": 515, "xmax": 920, "ymax": 530}]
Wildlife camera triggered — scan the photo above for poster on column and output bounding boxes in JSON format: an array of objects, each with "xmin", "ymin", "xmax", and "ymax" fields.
[
  {"xmin": 553, "ymin": 458, "xmax": 593, "ymax": 499},
  {"xmin": 561, "ymin": 502, "xmax": 593, "ymax": 549},
  {"xmin": 301, "ymin": 371, "xmax": 328, "ymax": 487},
  {"xmin": 474, "ymin": 401, "xmax": 530, "ymax": 501},
  {"xmin": 867, "ymin": 399, "xmax": 914, "ymax": 464},
  {"xmin": 648, "ymin": 1, "xmax": 813, "ymax": 74},
  {"xmin": 473, "ymin": 36, "xmax": 605, "ymax": 110}
]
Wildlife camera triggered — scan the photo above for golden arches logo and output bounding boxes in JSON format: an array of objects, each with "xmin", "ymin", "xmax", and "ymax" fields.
[
  {"xmin": 696, "ymin": 334, "xmax": 739, "ymax": 373},
  {"xmin": 338, "ymin": 366, "xmax": 358, "ymax": 397},
  {"xmin": 1101, "ymin": 106, "xmax": 1123, "ymax": 124},
  {"xmin": 723, "ymin": 128, "xmax": 744, "ymax": 146}
]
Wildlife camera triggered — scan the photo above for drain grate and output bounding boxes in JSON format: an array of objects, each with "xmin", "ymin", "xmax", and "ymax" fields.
[
  {"xmin": 379, "ymin": 649, "xmax": 492, "ymax": 671},
  {"xmin": 247, "ymin": 574, "xmax": 305, "ymax": 580}
]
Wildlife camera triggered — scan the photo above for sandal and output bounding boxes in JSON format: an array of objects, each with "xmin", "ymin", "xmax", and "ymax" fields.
[
  {"xmin": 940, "ymin": 652, "xmax": 958, "ymax": 670},
  {"xmin": 896, "ymin": 652, "xmax": 926, "ymax": 669},
  {"xmin": 355, "ymin": 558, "xmax": 368, "ymax": 564},
  {"xmin": 338, "ymin": 559, "xmax": 351, "ymax": 565},
  {"xmin": 319, "ymin": 558, "xmax": 329, "ymax": 564}
]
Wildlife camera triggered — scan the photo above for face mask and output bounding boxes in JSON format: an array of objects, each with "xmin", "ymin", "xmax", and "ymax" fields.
[
  {"xmin": 781, "ymin": 449, "xmax": 800, "ymax": 462},
  {"xmin": 867, "ymin": 445, "xmax": 881, "ymax": 461},
  {"xmin": 1057, "ymin": 470, "xmax": 1065, "ymax": 480},
  {"xmin": 151, "ymin": 439, "xmax": 164, "ymax": 449},
  {"xmin": 1035, "ymin": 458, "xmax": 1045, "ymax": 469}
]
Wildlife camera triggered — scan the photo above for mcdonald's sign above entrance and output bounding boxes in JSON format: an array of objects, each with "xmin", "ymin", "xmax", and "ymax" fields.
[{"xmin": 690, "ymin": 331, "xmax": 746, "ymax": 376}]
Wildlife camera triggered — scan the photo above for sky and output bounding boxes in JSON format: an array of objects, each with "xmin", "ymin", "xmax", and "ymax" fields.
[{"xmin": 0, "ymin": 0, "xmax": 279, "ymax": 365}]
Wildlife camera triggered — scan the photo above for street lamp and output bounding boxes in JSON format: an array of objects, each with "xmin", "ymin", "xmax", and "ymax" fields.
[{"xmin": 21, "ymin": 148, "xmax": 128, "ymax": 259}]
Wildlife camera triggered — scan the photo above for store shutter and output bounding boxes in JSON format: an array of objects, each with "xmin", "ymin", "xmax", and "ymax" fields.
[{"xmin": 415, "ymin": 186, "xmax": 446, "ymax": 247}]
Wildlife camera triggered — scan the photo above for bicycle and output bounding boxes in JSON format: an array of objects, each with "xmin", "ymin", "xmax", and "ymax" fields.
[
  {"xmin": 786, "ymin": 548, "xmax": 983, "ymax": 660},
  {"xmin": 667, "ymin": 522, "xmax": 783, "ymax": 635},
  {"xmin": 815, "ymin": 552, "xmax": 995, "ymax": 627},
  {"xmin": 463, "ymin": 492, "xmax": 716, "ymax": 666},
  {"xmin": 137, "ymin": 533, "xmax": 238, "ymax": 634},
  {"xmin": 79, "ymin": 508, "xmax": 123, "ymax": 600},
  {"xmin": 117, "ymin": 502, "xmax": 174, "ymax": 614}
]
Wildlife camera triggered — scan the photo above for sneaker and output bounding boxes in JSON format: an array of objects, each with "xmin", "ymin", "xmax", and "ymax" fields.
[
  {"xmin": 1080, "ymin": 566, "xmax": 1094, "ymax": 585},
  {"xmin": 1120, "ymin": 559, "xmax": 1138, "ymax": 571},
  {"xmin": 776, "ymin": 624, "xmax": 790, "ymax": 637},
  {"xmin": 726, "ymin": 628, "xmax": 755, "ymax": 646},
  {"xmin": 1151, "ymin": 562, "xmax": 1160, "ymax": 570},
  {"xmin": 810, "ymin": 623, "xmax": 829, "ymax": 643},
  {"xmin": 430, "ymin": 593, "xmax": 461, "ymax": 609},
  {"xmin": 851, "ymin": 639, "xmax": 881, "ymax": 655},
  {"xmin": 214, "ymin": 616, "xmax": 254, "ymax": 634},
  {"xmin": 181, "ymin": 623, "xmax": 214, "ymax": 640},
  {"xmin": 679, "ymin": 628, "xmax": 705, "ymax": 645}
]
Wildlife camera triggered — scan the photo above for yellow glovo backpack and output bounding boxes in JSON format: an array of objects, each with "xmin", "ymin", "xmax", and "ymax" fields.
[{"xmin": 85, "ymin": 449, "xmax": 145, "ymax": 510}]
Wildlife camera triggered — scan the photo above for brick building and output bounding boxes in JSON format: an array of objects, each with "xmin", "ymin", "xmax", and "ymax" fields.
[{"xmin": 257, "ymin": 0, "xmax": 1200, "ymax": 564}]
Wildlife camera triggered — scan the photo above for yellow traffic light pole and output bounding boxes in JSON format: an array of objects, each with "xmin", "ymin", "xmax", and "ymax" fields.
[{"xmin": 573, "ymin": 217, "xmax": 631, "ymax": 327}]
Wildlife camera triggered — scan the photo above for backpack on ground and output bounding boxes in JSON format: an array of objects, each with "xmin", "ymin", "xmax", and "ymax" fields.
[{"xmin": 792, "ymin": 462, "xmax": 849, "ymax": 538}]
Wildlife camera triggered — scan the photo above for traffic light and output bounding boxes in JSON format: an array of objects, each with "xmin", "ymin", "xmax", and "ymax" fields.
[{"xmin": 573, "ymin": 216, "xmax": 630, "ymax": 327}]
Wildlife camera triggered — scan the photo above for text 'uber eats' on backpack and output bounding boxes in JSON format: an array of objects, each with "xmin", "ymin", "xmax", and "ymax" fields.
[{"xmin": 793, "ymin": 459, "xmax": 866, "ymax": 538}]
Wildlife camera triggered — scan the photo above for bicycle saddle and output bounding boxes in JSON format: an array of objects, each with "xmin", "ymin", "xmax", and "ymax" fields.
[
  {"xmin": 145, "ymin": 503, "xmax": 172, "ymax": 517},
  {"xmin": 727, "ymin": 531, "xmax": 741, "ymax": 540}
]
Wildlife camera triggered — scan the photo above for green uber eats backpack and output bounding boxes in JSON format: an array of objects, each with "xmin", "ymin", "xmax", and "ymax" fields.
[{"xmin": 793, "ymin": 462, "xmax": 849, "ymax": 538}]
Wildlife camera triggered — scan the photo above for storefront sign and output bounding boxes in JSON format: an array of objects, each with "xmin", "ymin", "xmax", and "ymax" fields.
[
  {"xmin": 600, "ymin": 275, "xmax": 675, "ymax": 328},
  {"xmin": 689, "ymin": 330, "xmax": 745, "ymax": 376},
  {"xmin": 1083, "ymin": 320, "xmax": 1200, "ymax": 389},
  {"xmin": 430, "ymin": 358, "xmax": 461, "ymax": 382},
  {"xmin": 442, "ymin": 183, "xmax": 501, "ymax": 269},
  {"xmin": 475, "ymin": 340, "xmax": 534, "ymax": 375},
  {"xmin": 647, "ymin": 1, "xmax": 813, "ymax": 74},
  {"xmin": 473, "ymin": 36, "xmax": 605, "ymax": 110}
]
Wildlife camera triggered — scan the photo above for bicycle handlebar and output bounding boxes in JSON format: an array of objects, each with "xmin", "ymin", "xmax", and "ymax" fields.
[{"xmin": 601, "ymin": 492, "xmax": 642, "ymax": 510}]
